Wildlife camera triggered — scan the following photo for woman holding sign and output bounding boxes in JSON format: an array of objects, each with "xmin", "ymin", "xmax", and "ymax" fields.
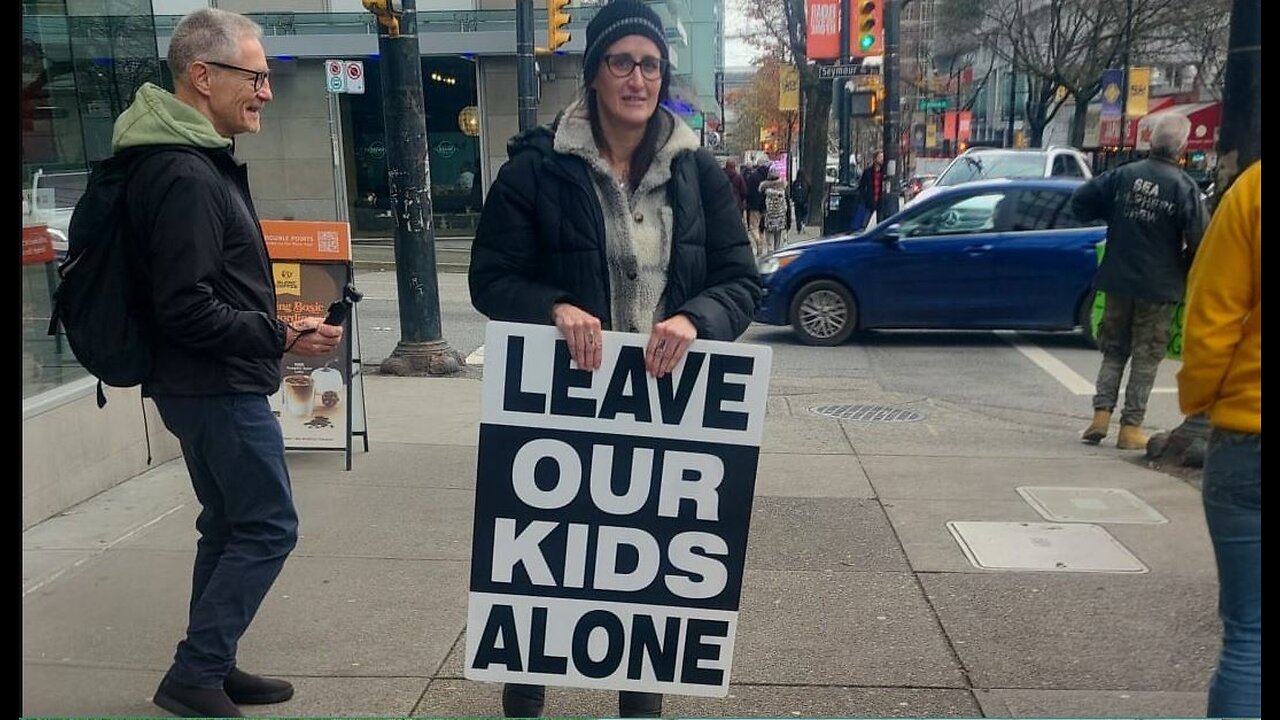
[{"xmin": 469, "ymin": 1, "xmax": 759, "ymax": 715}]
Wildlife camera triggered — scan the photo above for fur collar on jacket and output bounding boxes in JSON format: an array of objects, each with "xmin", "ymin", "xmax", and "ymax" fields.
[{"xmin": 552, "ymin": 98, "xmax": 701, "ymax": 195}]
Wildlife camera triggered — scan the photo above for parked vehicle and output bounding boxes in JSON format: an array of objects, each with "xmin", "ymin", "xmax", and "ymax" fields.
[
  {"xmin": 906, "ymin": 146, "xmax": 1092, "ymax": 207},
  {"xmin": 756, "ymin": 178, "xmax": 1106, "ymax": 346}
]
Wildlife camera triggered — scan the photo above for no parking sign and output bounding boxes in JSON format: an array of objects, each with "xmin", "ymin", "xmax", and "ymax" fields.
[{"xmin": 325, "ymin": 60, "xmax": 365, "ymax": 94}]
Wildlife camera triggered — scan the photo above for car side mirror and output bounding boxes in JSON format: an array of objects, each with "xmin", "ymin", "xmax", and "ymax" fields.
[{"xmin": 881, "ymin": 224, "xmax": 903, "ymax": 243}]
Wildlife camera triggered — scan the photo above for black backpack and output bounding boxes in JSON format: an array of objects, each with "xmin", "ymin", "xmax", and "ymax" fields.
[{"xmin": 48, "ymin": 146, "xmax": 213, "ymax": 407}]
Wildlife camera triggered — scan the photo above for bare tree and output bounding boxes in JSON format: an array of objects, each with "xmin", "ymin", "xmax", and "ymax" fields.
[
  {"xmin": 736, "ymin": 0, "xmax": 832, "ymax": 225},
  {"xmin": 936, "ymin": 0, "xmax": 1230, "ymax": 147}
]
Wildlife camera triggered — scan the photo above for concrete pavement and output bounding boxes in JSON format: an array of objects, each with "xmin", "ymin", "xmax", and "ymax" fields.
[{"xmin": 22, "ymin": 369, "xmax": 1218, "ymax": 718}]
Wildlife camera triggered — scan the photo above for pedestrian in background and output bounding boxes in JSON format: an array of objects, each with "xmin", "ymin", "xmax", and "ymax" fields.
[
  {"xmin": 115, "ymin": 8, "xmax": 343, "ymax": 717},
  {"xmin": 723, "ymin": 157, "xmax": 747, "ymax": 218},
  {"xmin": 759, "ymin": 167, "xmax": 788, "ymax": 254},
  {"xmin": 791, "ymin": 173, "xmax": 810, "ymax": 234},
  {"xmin": 1072, "ymin": 114, "xmax": 1207, "ymax": 450},
  {"xmin": 856, "ymin": 150, "xmax": 885, "ymax": 230},
  {"xmin": 468, "ymin": 1, "xmax": 760, "ymax": 715},
  {"xmin": 1177, "ymin": 161, "xmax": 1260, "ymax": 719},
  {"xmin": 744, "ymin": 155, "xmax": 769, "ymax": 255}
]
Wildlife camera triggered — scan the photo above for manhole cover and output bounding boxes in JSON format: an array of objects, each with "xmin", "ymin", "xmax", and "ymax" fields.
[
  {"xmin": 1017, "ymin": 487, "xmax": 1169, "ymax": 524},
  {"xmin": 809, "ymin": 404, "xmax": 923, "ymax": 422},
  {"xmin": 947, "ymin": 521, "xmax": 1148, "ymax": 573}
]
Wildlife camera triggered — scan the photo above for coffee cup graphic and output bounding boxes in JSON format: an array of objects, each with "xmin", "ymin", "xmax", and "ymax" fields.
[{"xmin": 283, "ymin": 374, "xmax": 315, "ymax": 419}]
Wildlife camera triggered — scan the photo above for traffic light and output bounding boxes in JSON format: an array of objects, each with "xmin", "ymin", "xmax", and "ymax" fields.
[
  {"xmin": 362, "ymin": 0, "xmax": 403, "ymax": 37},
  {"xmin": 548, "ymin": 0, "xmax": 572, "ymax": 52},
  {"xmin": 851, "ymin": 0, "xmax": 883, "ymax": 58}
]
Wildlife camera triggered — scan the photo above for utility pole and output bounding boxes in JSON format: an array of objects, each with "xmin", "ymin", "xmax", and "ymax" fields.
[
  {"xmin": 516, "ymin": 0, "xmax": 538, "ymax": 131},
  {"xmin": 367, "ymin": 0, "xmax": 462, "ymax": 375},
  {"xmin": 837, "ymin": 0, "xmax": 852, "ymax": 185},
  {"xmin": 1006, "ymin": 64, "xmax": 1015, "ymax": 147},
  {"xmin": 1119, "ymin": 0, "xmax": 1133, "ymax": 155},
  {"xmin": 880, "ymin": 0, "xmax": 900, "ymax": 218}
]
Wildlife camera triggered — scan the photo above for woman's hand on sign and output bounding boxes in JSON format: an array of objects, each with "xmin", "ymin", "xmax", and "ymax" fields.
[
  {"xmin": 287, "ymin": 316, "xmax": 344, "ymax": 357},
  {"xmin": 646, "ymin": 314, "xmax": 697, "ymax": 379},
  {"xmin": 552, "ymin": 303, "xmax": 603, "ymax": 371}
]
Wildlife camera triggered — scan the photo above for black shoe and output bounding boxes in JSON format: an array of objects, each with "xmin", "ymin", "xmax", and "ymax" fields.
[
  {"xmin": 153, "ymin": 676, "xmax": 243, "ymax": 718},
  {"xmin": 223, "ymin": 667, "xmax": 295, "ymax": 705}
]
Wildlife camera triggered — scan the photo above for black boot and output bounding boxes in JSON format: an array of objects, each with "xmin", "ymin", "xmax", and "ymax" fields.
[
  {"xmin": 153, "ymin": 676, "xmax": 243, "ymax": 718},
  {"xmin": 502, "ymin": 683, "xmax": 545, "ymax": 717},
  {"xmin": 223, "ymin": 667, "xmax": 294, "ymax": 704},
  {"xmin": 619, "ymin": 691, "xmax": 663, "ymax": 718}
]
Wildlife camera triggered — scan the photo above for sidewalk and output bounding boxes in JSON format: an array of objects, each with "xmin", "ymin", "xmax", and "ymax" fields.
[{"xmin": 22, "ymin": 373, "xmax": 1219, "ymax": 718}]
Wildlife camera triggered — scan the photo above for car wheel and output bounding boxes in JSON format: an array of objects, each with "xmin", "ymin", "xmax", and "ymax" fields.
[
  {"xmin": 790, "ymin": 280, "xmax": 857, "ymax": 346},
  {"xmin": 1078, "ymin": 291, "xmax": 1099, "ymax": 349}
]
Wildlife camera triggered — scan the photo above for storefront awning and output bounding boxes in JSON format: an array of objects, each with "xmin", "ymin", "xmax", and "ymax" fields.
[{"xmin": 1136, "ymin": 102, "xmax": 1221, "ymax": 151}]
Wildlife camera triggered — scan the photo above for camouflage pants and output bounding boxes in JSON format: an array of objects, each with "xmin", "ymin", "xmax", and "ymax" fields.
[{"xmin": 1093, "ymin": 293, "xmax": 1178, "ymax": 426}]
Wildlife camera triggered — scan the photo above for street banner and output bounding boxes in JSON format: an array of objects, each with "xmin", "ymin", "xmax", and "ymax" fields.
[
  {"xmin": 1127, "ymin": 67, "xmax": 1150, "ymax": 117},
  {"xmin": 943, "ymin": 111, "xmax": 958, "ymax": 141},
  {"xmin": 925, "ymin": 121, "xmax": 937, "ymax": 148},
  {"xmin": 464, "ymin": 322, "xmax": 773, "ymax": 697},
  {"xmin": 957, "ymin": 111, "xmax": 972, "ymax": 144},
  {"xmin": 1100, "ymin": 69, "xmax": 1124, "ymax": 117},
  {"xmin": 779, "ymin": 65, "xmax": 800, "ymax": 112},
  {"xmin": 262, "ymin": 220, "xmax": 358, "ymax": 456},
  {"xmin": 1099, "ymin": 116, "xmax": 1123, "ymax": 147},
  {"xmin": 805, "ymin": 0, "xmax": 841, "ymax": 61}
]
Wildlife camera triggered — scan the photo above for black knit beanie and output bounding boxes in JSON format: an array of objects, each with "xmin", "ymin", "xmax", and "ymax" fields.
[{"xmin": 583, "ymin": 0, "xmax": 670, "ymax": 89}]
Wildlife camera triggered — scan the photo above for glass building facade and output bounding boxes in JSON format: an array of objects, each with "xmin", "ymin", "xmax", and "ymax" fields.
[{"xmin": 22, "ymin": 0, "xmax": 164, "ymax": 399}]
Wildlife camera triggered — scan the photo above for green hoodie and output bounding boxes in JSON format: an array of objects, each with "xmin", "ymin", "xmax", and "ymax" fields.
[{"xmin": 111, "ymin": 82, "xmax": 232, "ymax": 153}]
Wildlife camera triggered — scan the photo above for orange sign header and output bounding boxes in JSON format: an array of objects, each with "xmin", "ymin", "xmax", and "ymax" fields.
[{"xmin": 260, "ymin": 220, "xmax": 351, "ymax": 262}]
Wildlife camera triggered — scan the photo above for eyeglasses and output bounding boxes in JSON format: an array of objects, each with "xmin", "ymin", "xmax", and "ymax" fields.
[
  {"xmin": 603, "ymin": 54, "xmax": 666, "ymax": 81},
  {"xmin": 203, "ymin": 60, "xmax": 270, "ymax": 91}
]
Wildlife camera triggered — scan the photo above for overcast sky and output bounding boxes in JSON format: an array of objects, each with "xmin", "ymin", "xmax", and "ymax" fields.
[{"xmin": 723, "ymin": 5, "xmax": 761, "ymax": 68}]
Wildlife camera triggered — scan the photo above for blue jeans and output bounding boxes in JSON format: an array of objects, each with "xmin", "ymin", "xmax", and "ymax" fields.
[
  {"xmin": 1201, "ymin": 429, "xmax": 1261, "ymax": 718},
  {"xmin": 153, "ymin": 394, "xmax": 299, "ymax": 688}
]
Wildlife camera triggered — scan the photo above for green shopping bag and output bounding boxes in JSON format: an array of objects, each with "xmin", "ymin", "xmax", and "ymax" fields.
[{"xmin": 1090, "ymin": 241, "xmax": 1185, "ymax": 360}]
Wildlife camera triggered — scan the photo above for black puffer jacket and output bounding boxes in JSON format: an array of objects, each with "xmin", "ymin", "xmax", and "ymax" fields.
[{"xmin": 469, "ymin": 123, "xmax": 761, "ymax": 341}]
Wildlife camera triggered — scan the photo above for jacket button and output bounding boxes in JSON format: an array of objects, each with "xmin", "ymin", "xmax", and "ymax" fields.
[
  {"xmin": 634, "ymin": 211, "xmax": 644, "ymax": 223},
  {"xmin": 627, "ymin": 270, "xmax": 638, "ymax": 280}
]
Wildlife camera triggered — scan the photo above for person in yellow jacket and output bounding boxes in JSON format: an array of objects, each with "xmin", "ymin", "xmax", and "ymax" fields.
[{"xmin": 1176, "ymin": 160, "xmax": 1259, "ymax": 719}]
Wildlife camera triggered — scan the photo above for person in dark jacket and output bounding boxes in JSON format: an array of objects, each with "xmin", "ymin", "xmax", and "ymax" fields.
[
  {"xmin": 856, "ymin": 151, "xmax": 885, "ymax": 230},
  {"xmin": 723, "ymin": 157, "xmax": 748, "ymax": 217},
  {"xmin": 790, "ymin": 174, "xmax": 810, "ymax": 233},
  {"xmin": 744, "ymin": 156, "xmax": 770, "ymax": 255},
  {"xmin": 1072, "ymin": 113, "xmax": 1207, "ymax": 450},
  {"xmin": 118, "ymin": 9, "xmax": 343, "ymax": 717},
  {"xmin": 469, "ymin": 2, "xmax": 759, "ymax": 716}
]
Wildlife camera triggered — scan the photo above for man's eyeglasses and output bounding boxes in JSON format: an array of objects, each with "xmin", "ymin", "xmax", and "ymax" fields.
[
  {"xmin": 203, "ymin": 60, "xmax": 270, "ymax": 91},
  {"xmin": 603, "ymin": 54, "xmax": 667, "ymax": 81}
]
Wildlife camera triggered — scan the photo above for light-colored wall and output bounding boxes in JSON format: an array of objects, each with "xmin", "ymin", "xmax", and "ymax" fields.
[
  {"xmin": 23, "ymin": 386, "xmax": 182, "ymax": 530},
  {"xmin": 239, "ymin": 59, "xmax": 342, "ymax": 222},
  {"xmin": 478, "ymin": 53, "xmax": 583, "ymax": 185}
]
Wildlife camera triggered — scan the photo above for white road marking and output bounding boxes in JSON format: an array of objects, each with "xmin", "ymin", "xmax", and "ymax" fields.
[
  {"xmin": 466, "ymin": 345, "xmax": 485, "ymax": 367},
  {"xmin": 994, "ymin": 331, "xmax": 1176, "ymax": 396}
]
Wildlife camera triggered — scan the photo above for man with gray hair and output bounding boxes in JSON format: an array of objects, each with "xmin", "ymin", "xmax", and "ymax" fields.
[
  {"xmin": 1071, "ymin": 113, "xmax": 1207, "ymax": 450},
  {"xmin": 105, "ymin": 7, "xmax": 342, "ymax": 716}
]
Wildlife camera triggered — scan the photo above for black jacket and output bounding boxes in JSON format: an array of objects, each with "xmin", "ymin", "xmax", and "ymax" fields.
[
  {"xmin": 858, "ymin": 164, "xmax": 883, "ymax": 210},
  {"xmin": 469, "ymin": 125, "xmax": 761, "ymax": 341},
  {"xmin": 1071, "ymin": 156, "xmax": 1207, "ymax": 302},
  {"xmin": 125, "ymin": 146, "xmax": 287, "ymax": 396}
]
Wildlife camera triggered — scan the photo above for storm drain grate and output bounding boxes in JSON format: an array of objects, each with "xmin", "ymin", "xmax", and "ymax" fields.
[{"xmin": 809, "ymin": 404, "xmax": 924, "ymax": 423}]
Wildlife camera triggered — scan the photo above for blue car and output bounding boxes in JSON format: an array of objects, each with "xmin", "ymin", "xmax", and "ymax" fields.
[{"xmin": 755, "ymin": 178, "xmax": 1106, "ymax": 346}]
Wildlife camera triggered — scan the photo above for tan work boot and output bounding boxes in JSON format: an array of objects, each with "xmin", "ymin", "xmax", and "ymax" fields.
[
  {"xmin": 1117, "ymin": 424, "xmax": 1150, "ymax": 450},
  {"xmin": 1081, "ymin": 409, "xmax": 1112, "ymax": 444}
]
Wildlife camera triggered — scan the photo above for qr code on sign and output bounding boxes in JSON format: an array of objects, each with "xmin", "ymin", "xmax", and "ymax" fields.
[{"xmin": 317, "ymin": 231, "xmax": 339, "ymax": 254}]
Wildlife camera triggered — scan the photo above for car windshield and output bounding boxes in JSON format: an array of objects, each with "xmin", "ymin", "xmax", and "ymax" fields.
[{"xmin": 937, "ymin": 153, "xmax": 1047, "ymax": 186}]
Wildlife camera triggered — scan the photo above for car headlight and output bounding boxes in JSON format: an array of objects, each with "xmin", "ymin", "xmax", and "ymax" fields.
[{"xmin": 758, "ymin": 251, "xmax": 803, "ymax": 276}]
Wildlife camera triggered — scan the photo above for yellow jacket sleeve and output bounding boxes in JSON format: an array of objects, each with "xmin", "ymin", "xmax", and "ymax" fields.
[{"xmin": 1176, "ymin": 162, "xmax": 1261, "ymax": 430}]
